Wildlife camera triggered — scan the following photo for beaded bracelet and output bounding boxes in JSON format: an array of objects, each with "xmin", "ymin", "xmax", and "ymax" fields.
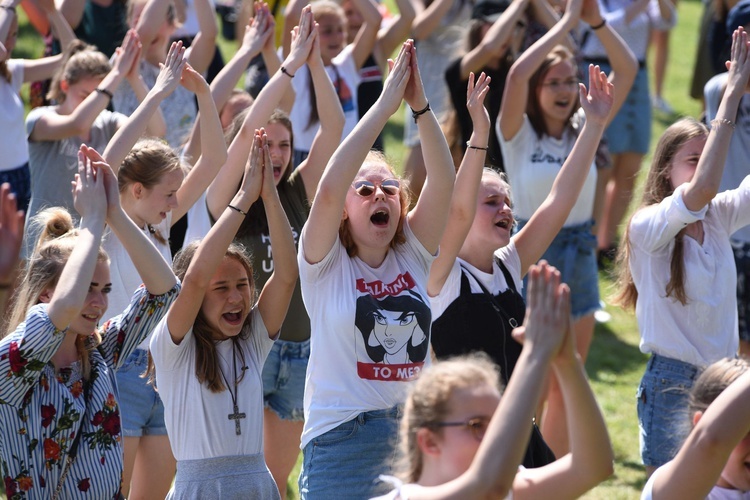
[
  {"xmin": 228, "ymin": 204, "xmax": 247, "ymax": 216},
  {"xmin": 711, "ymin": 118, "xmax": 736, "ymax": 130},
  {"xmin": 411, "ymin": 102, "xmax": 431, "ymax": 123}
]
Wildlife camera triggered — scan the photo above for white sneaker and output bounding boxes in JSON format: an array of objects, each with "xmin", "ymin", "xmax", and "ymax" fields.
[{"xmin": 652, "ymin": 95, "xmax": 674, "ymax": 114}]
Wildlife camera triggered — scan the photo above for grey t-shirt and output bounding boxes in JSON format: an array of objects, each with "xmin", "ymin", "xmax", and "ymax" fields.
[{"xmin": 23, "ymin": 106, "xmax": 125, "ymax": 257}]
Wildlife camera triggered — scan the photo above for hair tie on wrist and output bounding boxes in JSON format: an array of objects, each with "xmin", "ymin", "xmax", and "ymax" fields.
[
  {"xmin": 228, "ymin": 204, "xmax": 247, "ymax": 216},
  {"xmin": 411, "ymin": 102, "xmax": 431, "ymax": 123},
  {"xmin": 466, "ymin": 141, "xmax": 488, "ymax": 151},
  {"xmin": 281, "ymin": 66, "xmax": 295, "ymax": 78},
  {"xmin": 95, "ymin": 88, "xmax": 113, "ymax": 100},
  {"xmin": 590, "ymin": 19, "xmax": 606, "ymax": 30}
]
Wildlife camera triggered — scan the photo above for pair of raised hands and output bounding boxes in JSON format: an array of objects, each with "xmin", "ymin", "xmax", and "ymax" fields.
[
  {"xmin": 71, "ymin": 145, "xmax": 123, "ymax": 222},
  {"xmin": 240, "ymin": 128, "xmax": 278, "ymax": 204}
]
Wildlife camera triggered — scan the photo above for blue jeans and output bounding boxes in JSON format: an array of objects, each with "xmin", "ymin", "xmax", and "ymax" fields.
[
  {"xmin": 116, "ymin": 349, "xmax": 168, "ymax": 436},
  {"xmin": 637, "ymin": 354, "xmax": 700, "ymax": 467},
  {"xmin": 517, "ymin": 219, "xmax": 600, "ymax": 319},
  {"xmin": 262, "ymin": 339, "xmax": 310, "ymax": 421},
  {"xmin": 299, "ymin": 406, "xmax": 402, "ymax": 499},
  {"xmin": 731, "ymin": 240, "xmax": 750, "ymax": 343}
]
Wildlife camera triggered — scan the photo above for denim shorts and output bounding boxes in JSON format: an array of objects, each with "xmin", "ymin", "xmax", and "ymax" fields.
[
  {"xmin": 517, "ymin": 219, "xmax": 600, "ymax": 319},
  {"xmin": 637, "ymin": 354, "xmax": 701, "ymax": 467},
  {"xmin": 731, "ymin": 240, "xmax": 750, "ymax": 343},
  {"xmin": 116, "ymin": 349, "xmax": 168, "ymax": 437},
  {"xmin": 298, "ymin": 405, "xmax": 402, "ymax": 499},
  {"xmin": 0, "ymin": 163, "xmax": 31, "ymax": 213},
  {"xmin": 262, "ymin": 339, "xmax": 310, "ymax": 421},
  {"xmin": 581, "ymin": 62, "xmax": 651, "ymax": 155}
]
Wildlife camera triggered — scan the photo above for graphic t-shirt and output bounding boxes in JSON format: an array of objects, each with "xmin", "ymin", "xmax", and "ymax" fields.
[{"xmin": 298, "ymin": 221, "xmax": 435, "ymax": 448}]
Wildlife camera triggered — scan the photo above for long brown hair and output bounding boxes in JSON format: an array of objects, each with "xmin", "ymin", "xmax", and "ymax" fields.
[
  {"xmin": 171, "ymin": 241, "xmax": 258, "ymax": 393},
  {"xmin": 527, "ymin": 45, "xmax": 579, "ymax": 139},
  {"xmin": 613, "ymin": 118, "xmax": 708, "ymax": 309},
  {"xmin": 4, "ymin": 208, "xmax": 109, "ymax": 380},
  {"xmin": 339, "ymin": 151, "xmax": 411, "ymax": 257}
]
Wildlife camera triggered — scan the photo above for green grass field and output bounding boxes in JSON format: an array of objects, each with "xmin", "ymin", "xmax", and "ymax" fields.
[{"xmin": 7, "ymin": 0, "xmax": 706, "ymax": 498}]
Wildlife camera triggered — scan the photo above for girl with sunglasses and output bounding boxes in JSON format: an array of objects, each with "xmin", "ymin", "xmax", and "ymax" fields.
[
  {"xmin": 496, "ymin": 0, "xmax": 636, "ymax": 456},
  {"xmin": 375, "ymin": 262, "xmax": 613, "ymax": 500},
  {"xmin": 297, "ymin": 40, "xmax": 455, "ymax": 499}
]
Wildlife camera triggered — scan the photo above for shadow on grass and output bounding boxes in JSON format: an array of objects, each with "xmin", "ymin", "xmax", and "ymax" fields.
[{"xmin": 586, "ymin": 320, "xmax": 648, "ymax": 383}]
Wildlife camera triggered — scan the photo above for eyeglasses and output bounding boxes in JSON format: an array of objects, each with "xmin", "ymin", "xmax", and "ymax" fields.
[
  {"xmin": 541, "ymin": 79, "xmax": 580, "ymax": 91},
  {"xmin": 431, "ymin": 417, "xmax": 490, "ymax": 442},
  {"xmin": 352, "ymin": 178, "xmax": 401, "ymax": 197}
]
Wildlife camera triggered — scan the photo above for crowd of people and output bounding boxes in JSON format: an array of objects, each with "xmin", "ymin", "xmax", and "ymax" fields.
[{"xmin": 1, "ymin": 0, "xmax": 750, "ymax": 497}]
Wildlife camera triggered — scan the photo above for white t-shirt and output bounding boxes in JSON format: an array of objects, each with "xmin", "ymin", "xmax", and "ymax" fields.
[
  {"xmin": 498, "ymin": 110, "xmax": 596, "ymax": 225},
  {"xmin": 289, "ymin": 44, "xmax": 360, "ymax": 153},
  {"xmin": 630, "ymin": 181, "xmax": 750, "ymax": 366},
  {"xmin": 150, "ymin": 307, "xmax": 275, "ymax": 460},
  {"xmin": 298, "ymin": 221, "xmax": 435, "ymax": 448},
  {"xmin": 430, "ymin": 241, "xmax": 523, "ymax": 321},
  {"xmin": 641, "ymin": 465, "xmax": 750, "ymax": 499},
  {"xmin": 0, "ymin": 60, "xmax": 27, "ymax": 171},
  {"xmin": 183, "ymin": 190, "xmax": 212, "ymax": 248},
  {"xmin": 101, "ymin": 215, "xmax": 172, "ymax": 350},
  {"xmin": 704, "ymin": 73, "xmax": 750, "ymax": 244}
]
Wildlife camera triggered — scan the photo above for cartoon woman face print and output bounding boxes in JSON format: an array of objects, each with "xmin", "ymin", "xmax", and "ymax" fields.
[{"xmin": 369, "ymin": 309, "xmax": 426, "ymax": 364}]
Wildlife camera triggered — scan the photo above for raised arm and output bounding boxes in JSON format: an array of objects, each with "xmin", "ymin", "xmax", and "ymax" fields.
[
  {"xmin": 44, "ymin": 0, "xmax": 76, "ymax": 49},
  {"xmin": 410, "ymin": 0, "xmax": 452, "ymax": 41},
  {"xmin": 103, "ymin": 41, "xmax": 186, "ymax": 171},
  {"xmin": 373, "ymin": 0, "xmax": 415, "ymax": 65},
  {"xmin": 206, "ymin": 6, "xmax": 315, "ymax": 220},
  {"xmin": 580, "ymin": 0, "xmax": 637, "ymax": 123},
  {"xmin": 681, "ymin": 27, "xmax": 750, "ymax": 212},
  {"xmin": 91, "ymin": 147, "xmax": 177, "ymax": 295},
  {"xmin": 297, "ymin": 23, "xmax": 345, "ymax": 201},
  {"xmin": 514, "ymin": 64, "xmax": 613, "ymax": 273},
  {"xmin": 28, "ymin": 31, "xmax": 139, "ymax": 142},
  {"xmin": 649, "ymin": 369, "xmax": 750, "ymax": 500},
  {"xmin": 182, "ymin": 3, "xmax": 273, "ymax": 162},
  {"xmin": 513, "ymin": 287, "xmax": 614, "ymax": 499},
  {"xmin": 349, "ymin": 0, "xmax": 381, "ymax": 70},
  {"xmin": 0, "ymin": 183, "xmax": 24, "ymax": 317},
  {"xmin": 406, "ymin": 263, "xmax": 568, "ymax": 499},
  {"xmin": 17, "ymin": 0, "xmax": 79, "ymax": 83},
  {"xmin": 166, "ymin": 132, "xmax": 264, "ymax": 344},
  {"xmin": 302, "ymin": 40, "xmax": 412, "ymax": 264},
  {"xmin": 47, "ymin": 148, "xmax": 107, "ymax": 331},
  {"xmin": 459, "ymin": 0, "xmax": 530, "ymax": 80},
  {"xmin": 170, "ymin": 64, "xmax": 227, "ymax": 223},
  {"xmin": 185, "ymin": 0, "xmax": 218, "ymax": 75},
  {"xmin": 121, "ymin": 32, "xmax": 167, "ymax": 137},
  {"xmin": 255, "ymin": 130, "xmax": 298, "ymax": 338},
  {"xmin": 404, "ymin": 42, "xmax": 455, "ymax": 254},
  {"xmin": 136, "ymin": 0, "xmax": 171, "ymax": 53},
  {"xmin": 499, "ymin": 0, "xmax": 581, "ymax": 141},
  {"xmin": 428, "ymin": 72, "xmax": 490, "ymax": 296}
]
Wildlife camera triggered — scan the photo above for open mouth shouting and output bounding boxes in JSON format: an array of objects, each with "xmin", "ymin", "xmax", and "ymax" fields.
[
  {"xmin": 495, "ymin": 215, "xmax": 512, "ymax": 230},
  {"xmin": 222, "ymin": 310, "xmax": 244, "ymax": 326},
  {"xmin": 371, "ymin": 209, "xmax": 390, "ymax": 228}
]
